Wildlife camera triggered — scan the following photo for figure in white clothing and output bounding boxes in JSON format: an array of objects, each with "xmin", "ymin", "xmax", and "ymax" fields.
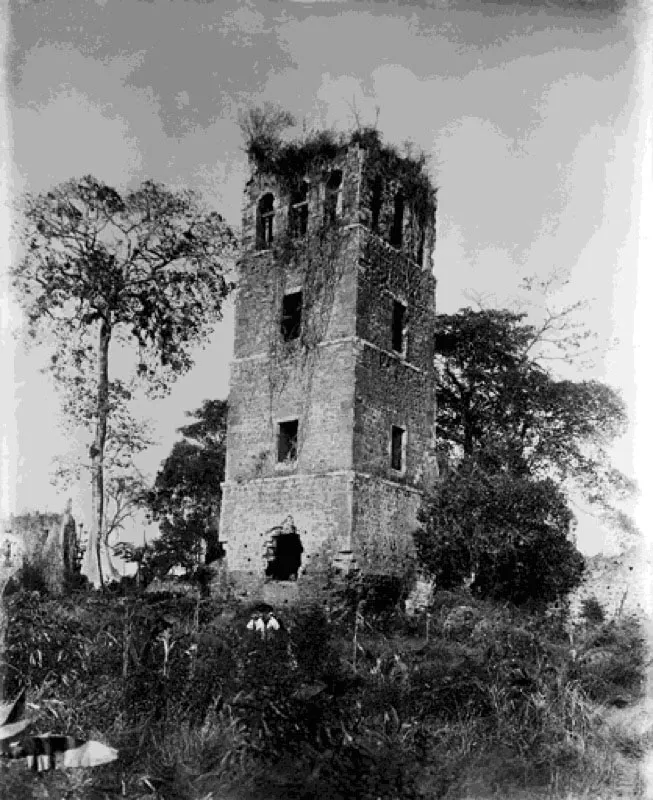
[{"xmin": 246, "ymin": 609, "xmax": 281, "ymax": 639}]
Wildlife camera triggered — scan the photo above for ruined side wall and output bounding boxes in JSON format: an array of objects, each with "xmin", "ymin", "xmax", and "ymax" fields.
[
  {"xmin": 353, "ymin": 345, "xmax": 433, "ymax": 487},
  {"xmin": 570, "ymin": 545, "xmax": 653, "ymax": 620},
  {"xmin": 6, "ymin": 513, "xmax": 60, "ymax": 561},
  {"xmin": 351, "ymin": 475, "xmax": 421, "ymax": 576},
  {"xmin": 357, "ymin": 149, "xmax": 435, "ymax": 270},
  {"xmin": 357, "ymin": 232, "xmax": 436, "ymax": 371},
  {"xmin": 220, "ymin": 471, "xmax": 355, "ymax": 597}
]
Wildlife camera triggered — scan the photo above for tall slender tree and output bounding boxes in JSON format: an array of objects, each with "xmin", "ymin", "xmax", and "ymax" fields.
[{"xmin": 12, "ymin": 177, "xmax": 237, "ymax": 586}]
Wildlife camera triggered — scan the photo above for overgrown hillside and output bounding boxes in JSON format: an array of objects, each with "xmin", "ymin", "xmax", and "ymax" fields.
[{"xmin": 0, "ymin": 579, "xmax": 649, "ymax": 800}]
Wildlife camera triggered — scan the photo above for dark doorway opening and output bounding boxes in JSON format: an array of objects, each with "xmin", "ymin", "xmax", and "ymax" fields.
[{"xmin": 265, "ymin": 525, "xmax": 303, "ymax": 581}]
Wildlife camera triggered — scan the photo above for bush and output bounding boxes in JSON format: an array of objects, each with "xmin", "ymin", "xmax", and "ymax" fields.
[
  {"xmin": 415, "ymin": 467, "xmax": 585, "ymax": 605},
  {"xmin": 332, "ymin": 570, "xmax": 416, "ymax": 629},
  {"xmin": 3, "ymin": 561, "xmax": 49, "ymax": 595},
  {"xmin": 575, "ymin": 614, "xmax": 648, "ymax": 705},
  {"xmin": 3, "ymin": 583, "xmax": 645, "ymax": 799},
  {"xmin": 581, "ymin": 595, "xmax": 606, "ymax": 624}
]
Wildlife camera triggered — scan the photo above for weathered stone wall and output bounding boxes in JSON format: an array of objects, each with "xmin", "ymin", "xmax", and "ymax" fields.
[
  {"xmin": 221, "ymin": 471, "xmax": 355, "ymax": 598},
  {"xmin": 357, "ymin": 147, "xmax": 436, "ymax": 269},
  {"xmin": 570, "ymin": 543, "xmax": 653, "ymax": 620},
  {"xmin": 221, "ymin": 471, "xmax": 424, "ymax": 601},
  {"xmin": 240, "ymin": 145, "xmax": 363, "ymax": 256},
  {"xmin": 353, "ymin": 344, "xmax": 434, "ymax": 487},
  {"xmin": 357, "ymin": 232, "xmax": 435, "ymax": 370},
  {"xmin": 0, "ymin": 509, "xmax": 77, "ymax": 595},
  {"xmin": 220, "ymin": 136, "xmax": 437, "ymax": 599},
  {"xmin": 0, "ymin": 531, "xmax": 25, "ymax": 574},
  {"xmin": 4, "ymin": 512, "xmax": 59, "ymax": 562},
  {"xmin": 233, "ymin": 227, "xmax": 361, "ymax": 361},
  {"xmin": 351, "ymin": 475, "xmax": 421, "ymax": 575},
  {"xmin": 225, "ymin": 341, "xmax": 357, "ymax": 481}
]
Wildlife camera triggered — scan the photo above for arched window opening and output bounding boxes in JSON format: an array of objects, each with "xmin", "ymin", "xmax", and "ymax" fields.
[
  {"xmin": 289, "ymin": 181, "xmax": 309, "ymax": 238},
  {"xmin": 370, "ymin": 175, "xmax": 383, "ymax": 232},
  {"xmin": 257, "ymin": 193, "xmax": 275, "ymax": 249},
  {"xmin": 324, "ymin": 169, "xmax": 343, "ymax": 225},
  {"xmin": 390, "ymin": 189, "xmax": 404, "ymax": 247}
]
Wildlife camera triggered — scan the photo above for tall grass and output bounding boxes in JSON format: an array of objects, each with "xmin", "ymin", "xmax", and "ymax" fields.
[{"xmin": 1, "ymin": 585, "xmax": 649, "ymax": 799}]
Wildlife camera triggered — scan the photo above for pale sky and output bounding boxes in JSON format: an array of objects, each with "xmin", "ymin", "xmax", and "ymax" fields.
[{"xmin": 2, "ymin": 0, "xmax": 652, "ymax": 555}]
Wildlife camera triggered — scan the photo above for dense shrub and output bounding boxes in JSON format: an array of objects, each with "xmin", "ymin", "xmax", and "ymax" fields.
[
  {"xmin": 415, "ymin": 467, "xmax": 585, "ymax": 606},
  {"xmin": 3, "ymin": 560, "xmax": 49, "ymax": 595},
  {"xmin": 575, "ymin": 613, "xmax": 648, "ymax": 705},
  {"xmin": 580, "ymin": 595, "xmax": 606, "ymax": 624},
  {"xmin": 2, "ymin": 587, "xmax": 648, "ymax": 799}
]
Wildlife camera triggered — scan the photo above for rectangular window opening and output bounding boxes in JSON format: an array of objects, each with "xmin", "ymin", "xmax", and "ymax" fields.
[
  {"xmin": 392, "ymin": 299, "xmax": 407, "ymax": 353},
  {"xmin": 281, "ymin": 291, "xmax": 303, "ymax": 341},
  {"xmin": 257, "ymin": 193, "xmax": 275, "ymax": 250},
  {"xmin": 278, "ymin": 420, "xmax": 299, "ymax": 464},
  {"xmin": 290, "ymin": 202, "xmax": 308, "ymax": 238},
  {"xmin": 390, "ymin": 190, "xmax": 404, "ymax": 247},
  {"xmin": 324, "ymin": 170, "xmax": 343, "ymax": 225},
  {"xmin": 391, "ymin": 425, "xmax": 405, "ymax": 472}
]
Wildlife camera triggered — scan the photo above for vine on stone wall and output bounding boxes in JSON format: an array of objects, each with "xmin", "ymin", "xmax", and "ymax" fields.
[
  {"xmin": 361, "ymin": 233, "xmax": 432, "ymax": 324},
  {"xmin": 240, "ymin": 113, "xmax": 437, "ymax": 465},
  {"xmin": 351, "ymin": 127, "xmax": 437, "ymax": 235},
  {"xmin": 242, "ymin": 114, "xmax": 436, "ymax": 232},
  {"xmin": 266, "ymin": 217, "xmax": 347, "ymax": 456}
]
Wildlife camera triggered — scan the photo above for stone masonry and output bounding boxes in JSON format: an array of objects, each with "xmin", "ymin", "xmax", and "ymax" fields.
[{"xmin": 219, "ymin": 133, "xmax": 438, "ymax": 601}]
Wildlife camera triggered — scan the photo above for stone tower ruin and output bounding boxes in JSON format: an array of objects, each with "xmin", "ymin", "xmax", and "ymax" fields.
[{"xmin": 219, "ymin": 129, "xmax": 438, "ymax": 600}]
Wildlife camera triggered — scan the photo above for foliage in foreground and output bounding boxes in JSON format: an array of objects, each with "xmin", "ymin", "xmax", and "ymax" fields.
[{"xmin": 1, "ymin": 585, "xmax": 648, "ymax": 799}]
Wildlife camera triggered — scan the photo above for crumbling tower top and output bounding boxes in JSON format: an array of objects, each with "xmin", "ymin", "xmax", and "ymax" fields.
[{"xmin": 242, "ymin": 125, "xmax": 437, "ymax": 273}]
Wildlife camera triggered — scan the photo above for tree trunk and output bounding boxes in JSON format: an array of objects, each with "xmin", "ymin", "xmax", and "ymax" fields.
[{"xmin": 84, "ymin": 318, "xmax": 111, "ymax": 588}]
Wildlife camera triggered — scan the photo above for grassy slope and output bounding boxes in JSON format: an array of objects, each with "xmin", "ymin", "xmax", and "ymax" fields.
[{"xmin": 0, "ymin": 586, "xmax": 650, "ymax": 800}]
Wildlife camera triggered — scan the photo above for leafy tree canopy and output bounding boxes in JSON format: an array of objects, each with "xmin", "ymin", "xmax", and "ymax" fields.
[
  {"xmin": 137, "ymin": 399, "xmax": 228, "ymax": 579},
  {"xmin": 12, "ymin": 176, "xmax": 237, "ymax": 586},
  {"xmin": 435, "ymin": 308, "xmax": 631, "ymax": 507},
  {"xmin": 415, "ymin": 465, "xmax": 585, "ymax": 605},
  {"xmin": 415, "ymin": 307, "xmax": 632, "ymax": 604}
]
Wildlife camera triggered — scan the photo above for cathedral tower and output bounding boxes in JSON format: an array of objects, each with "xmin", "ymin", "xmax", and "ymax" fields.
[{"xmin": 219, "ymin": 129, "xmax": 437, "ymax": 599}]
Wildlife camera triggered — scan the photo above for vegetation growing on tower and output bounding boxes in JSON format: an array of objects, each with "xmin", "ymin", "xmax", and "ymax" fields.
[{"xmin": 238, "ymin": 103, "xmax": 437, "ymax": 228}]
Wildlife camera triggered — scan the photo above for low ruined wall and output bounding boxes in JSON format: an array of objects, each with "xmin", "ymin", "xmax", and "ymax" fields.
[{"xmin": 570, "ymin": 544, "xmax": 652, "ymax": 620}]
